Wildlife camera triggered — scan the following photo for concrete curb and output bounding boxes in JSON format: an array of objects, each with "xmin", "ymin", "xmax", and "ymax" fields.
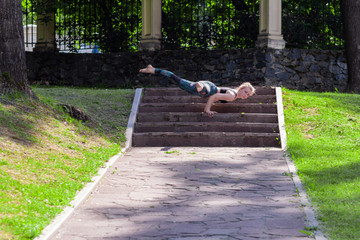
[
  {"xmin": 285, "ymin": 154, "xmax": 327, "ymax": 240},
  {"xmin": 276, "ymin": 87, "xmax": 326, "ymax": 240},
  {"xmin": 34, "ymin": 88, "xmax": 143, "ymax": 240},
  {"xmin": 125, "ymin": 88, "xmax": 143, "ymax": 150},
  {"xmin": 275, "ymin": 87, "xmax": 287, "ymax": 150}
]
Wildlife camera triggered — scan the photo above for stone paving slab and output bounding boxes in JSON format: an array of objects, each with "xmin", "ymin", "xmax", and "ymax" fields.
[{"xmin": 51, "ymin": 147, "xmax": 311, "ymax": 240}]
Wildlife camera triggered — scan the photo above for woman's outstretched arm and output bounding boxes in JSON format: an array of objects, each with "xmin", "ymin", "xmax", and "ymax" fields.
[
  {"xmin": 203, "ymin": 94, "xmax": 219, "ymax": 117},
  {"xmin": 203, "ymin": 92, "xmax": 238, "ymax": 117}
]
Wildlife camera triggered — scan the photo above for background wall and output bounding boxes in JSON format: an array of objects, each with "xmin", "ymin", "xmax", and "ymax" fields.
[{"xmin": 26, "ymin": 48, "xmax": 347, "ymax": 92}]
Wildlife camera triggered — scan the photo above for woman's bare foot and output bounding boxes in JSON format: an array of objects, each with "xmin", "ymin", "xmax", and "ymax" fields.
[
  {"xmin": 195, "ymin": 82, "xmax": 204, "ymax": 92},
  {"xmin": 139, "ymin": 65, "xmax": 155, "ymax": 74}
]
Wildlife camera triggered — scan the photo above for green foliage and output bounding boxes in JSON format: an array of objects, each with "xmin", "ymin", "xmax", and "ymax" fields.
[
  {"xmin": 22, "ymin": 0, "xmax": 344, "ymax": 51},
  {"xmin": 22, "ymin": 0, "xmax": 37, "ymax": 25},
  {"xmin": 283, "ymin": 0, "xmax": 343, "ymax": 49},
  {"xmin": 162, "ymin": 0, "xmax": 259, "ymax": 50},
  {"xmin": 162, "ymin": 0, "xmax": 343, "ymax": 50},
  {"xmin": 55, "ymin": 0, "xmax": 141, "ymax": 52}
]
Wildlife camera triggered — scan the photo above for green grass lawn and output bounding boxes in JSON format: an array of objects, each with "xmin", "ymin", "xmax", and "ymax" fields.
[
  {"xmin": 283, "ymin": 89, "xmax": 360, "ymax": 240},
  {"xmin": 0, "ymin": 87, "xmax": 134, "ymax": 239}
]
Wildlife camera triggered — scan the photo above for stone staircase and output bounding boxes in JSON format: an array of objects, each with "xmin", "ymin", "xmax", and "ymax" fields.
[{"xmin": 131, "ymin": 86, "xmax": 284, "ymax": 148}]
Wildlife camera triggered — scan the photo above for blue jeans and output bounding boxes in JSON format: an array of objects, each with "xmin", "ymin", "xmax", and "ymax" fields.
[{"xmin": 155, "ymin": 69, "xmax": 218, "ymax": 98}]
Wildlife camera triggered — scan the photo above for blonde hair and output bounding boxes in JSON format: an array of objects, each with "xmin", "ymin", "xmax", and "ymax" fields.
[{"xmin": 236, "ymin": 82, "xmax": 256, "ymax": 96}]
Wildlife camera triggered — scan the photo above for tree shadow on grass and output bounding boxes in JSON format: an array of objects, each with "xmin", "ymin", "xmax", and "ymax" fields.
[
  {"xmin": 297, "ymin": 159, "xmax": 360, "ymax": 240},
  {"xmin": 287, "ymin": 138, "xmax": 360, "ymax": 239},
  {"xmin": 32, "ymin": 87, "xmax": 135, "ymax": 144},
  {"xmin": 288, "ymin": 140, "xmax": 360, "ymax": 184},
  {"xmin": 0, "ymin": 98, "xmax": 38, "ymax": 146}
]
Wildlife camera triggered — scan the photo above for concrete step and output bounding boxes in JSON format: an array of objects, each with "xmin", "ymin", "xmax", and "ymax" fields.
[
  {"xmin": 141, "ymin": 95, "xmax": 276, "ymax": 104},
  {"xmin": 132, "ymin": 132, "xmax": 281, "ymax": 147},
  {"xmin": 135, "ymin": 122, "xmax": 279, "ymax": 133},
  {"xmin": 143, "ymin": 86, "xmax": 275, "ymax": 96},
  {"xmin": 137, "ymin": 112, "xmax": 278, "ymax": 123},
  {"xmin": 139, "ymin": 103, "xmax": 277, "ymax": 113}
]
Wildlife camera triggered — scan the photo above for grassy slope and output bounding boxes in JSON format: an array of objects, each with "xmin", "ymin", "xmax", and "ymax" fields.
[
  {"xmin": 283, "ymin": 89, "xmax": 360, "ymax": 240},
  {"xmin": 0, "ymin": 87, "xmax": 134, "ymax": 239}
]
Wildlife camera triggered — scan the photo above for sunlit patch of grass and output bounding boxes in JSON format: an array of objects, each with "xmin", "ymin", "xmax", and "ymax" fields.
[
  {"xmin": 283, "ymin": 88, "xmax": 360, "ymax": 240},
  {"xmin": 0, "ymin": 87, "xmax": 134, "ymax": 239}
]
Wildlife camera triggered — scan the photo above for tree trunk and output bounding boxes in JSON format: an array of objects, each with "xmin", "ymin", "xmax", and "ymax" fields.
[
  {"xmin": 0, "ymin": 0, "xmax": 36, "ymax": 98},
  {"xmin": 341, "ymin": 0, "xmax": 360, "ymax": 93}
]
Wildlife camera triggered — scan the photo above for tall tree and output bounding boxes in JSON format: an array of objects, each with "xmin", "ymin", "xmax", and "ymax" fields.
[
  {"xmin": 0, "ymin": 0, "xmax": 36, "ymax": 98},
  {"xmin": 341, "ymin": 1, "xmax": 360, "ymax": 93}
]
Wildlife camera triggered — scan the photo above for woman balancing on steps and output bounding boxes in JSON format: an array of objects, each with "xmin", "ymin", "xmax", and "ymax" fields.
[{"xmin": 139, "ymin": 65, "xmax": 256, "ymax": 117}]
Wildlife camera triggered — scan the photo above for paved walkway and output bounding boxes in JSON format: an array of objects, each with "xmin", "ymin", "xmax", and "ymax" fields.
[{"xmin": 51, "ymin": 147, "xmax": 310, "ymax": 240}]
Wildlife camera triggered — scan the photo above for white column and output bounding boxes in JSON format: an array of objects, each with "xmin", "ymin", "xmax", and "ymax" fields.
[
  {"xmin": 33, "ymin": 0, "xmax": 57, "ymax": 52},
  {"xmin": 256, "ymin": 0, "xmax": 285, "ymax": 49},
  {"xmin": 139, "ymin": 0, "xmax": 162, "ymax": 51}
]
